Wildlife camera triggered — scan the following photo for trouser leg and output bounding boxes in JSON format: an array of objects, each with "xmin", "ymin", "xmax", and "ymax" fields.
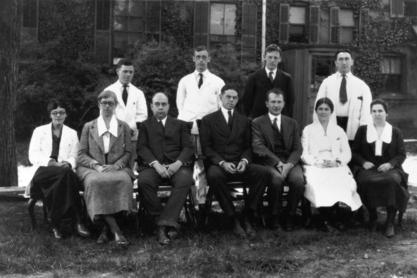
[{"xmin": 207, "ymin": 165, "xmax": 235, "ymax": 217}]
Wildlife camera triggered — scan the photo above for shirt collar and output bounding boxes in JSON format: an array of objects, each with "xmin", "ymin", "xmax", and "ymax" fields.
[
  {"xmin": 117, "ymin": 80, "xmax": 130, "ymax": 88},
  {"xmin": 220, "ymin": 106, "xmax": 234, "ymax": 119},
  {"xmin": 268, "ymin": 113, "xmax": 281, "ymax": 123},
  {"xmin": 336, "ymin": 71, "xmax": 352, "ymax": 78},
  {"xmin": 265, "ymin": 67, "xmax": 277, "ymax": 76},
  {"xmin": 157, "ymin": 116, "xmax": 167, "ymax": 126},
  {"xmin": 366, "ymin": 122, "xmax": 392, "ymax": 144},
  {"xmin": 194, "ymin": 69, "xmax": 209, "ymax": 78},
  {"xmin": 97, "ymin": 115, "xmax": 118, "ymax": 137}
]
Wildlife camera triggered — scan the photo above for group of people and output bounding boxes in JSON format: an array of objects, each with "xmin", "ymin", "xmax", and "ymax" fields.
[{"xmin": 27, "ymin": 44, "xmax": 409, "ymax": 247}]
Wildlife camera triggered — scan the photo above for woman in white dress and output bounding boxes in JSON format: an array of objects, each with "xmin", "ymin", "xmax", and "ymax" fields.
[{"xmin": 301, "ymin": 97, "xmax": 362, "ymax": 231}]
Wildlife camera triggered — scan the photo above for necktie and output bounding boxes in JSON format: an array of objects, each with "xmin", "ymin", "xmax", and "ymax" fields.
[
  {"xmin": 122, "ymin": 84, "xmax": 128, "ymax": 105},
  {"xmin": 227, "ymin": 110, "xmax": 233, "ymax": 130},
  {"xmin": 339, "ymin": 74, "xmax": 347, "ymax": 104},
  {"xmin": 272, "ymin": 117, "xmax": 280, "ymax": 132},
  {"xmin": 158, "ymin": 120, "xmax": 165, "ymax": 133},
  {"xmin": 198, "ymin": 73, "xmax": 203, "ymax": 89},
  {"xmin": 269, "ymin": 71, "xmax": 274, "ymax": 83}
]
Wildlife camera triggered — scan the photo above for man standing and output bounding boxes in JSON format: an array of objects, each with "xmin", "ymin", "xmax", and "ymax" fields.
[
  {"xmin": 241, "ymin": 44, "xmax": 294, "ymax": 119},
  {"xmin": 137, "ymin": 92, "xmax": 194, "ymax": 245},
  {"xmin": 252, "ymin": 89, "xmax": 305, "ymax": 231},
  {"xmin": 176, "ymin": 45, "xmax": 225, "ymax": 203},
  {"xmin": 315, "ymin": 49, "xmax": 372, "ymax": 141},
  {"xmin": 200, "ymin": 85, "xmax": 270, "ymax": 238},
  {"xmin": 104, "ymin": 59, "xmax": 148, "ymax": 167}
]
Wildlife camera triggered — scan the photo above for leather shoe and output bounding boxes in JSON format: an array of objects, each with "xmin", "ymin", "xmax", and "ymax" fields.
[
  {"xmin": 115, "ymin": 233, "xmax": 130, "ymax": 247},
  {"xmin": 76, "ymin": 223, "xmax": 90, "ymax": 238},
  {"xmin": 157, "ymin": 227, "xmax": 170, "ymax": 245},
  {"xmin": 244, "ymin": 219, "xmax": 256, "ymax": 238},
  {"xmin": 385, "ymin": 223, "xmax": 395, "ymax": 238},
  {"xmin": 52, "ymin": 227, "xmax": 63, "ymax": 239},
  {"xmin": 167, "ymin": 228, "xmax": 179, "ymax": 240},
  {"xmin": 97, "ymin": 227, "xmax": 109, "ymax": 244},
  {"xmin": 233, "ymin": 222, "xmax": 247, "ymax": 239}
]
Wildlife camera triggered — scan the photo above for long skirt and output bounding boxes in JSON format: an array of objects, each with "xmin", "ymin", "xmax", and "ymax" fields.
[
  {"xmin": 30, "ymin": 166, "xmax": 82, "ymax": 225},
  {"xmin": 80, "ymin": 169, "xmax": 133, "ymax": 221},
  {"xmin": 304, "ymin": 165, "xmax": 362, "ymax": 211},
  {"xmin": 356, "ymin": 168, "xmax": 409, "ymax": 212}
]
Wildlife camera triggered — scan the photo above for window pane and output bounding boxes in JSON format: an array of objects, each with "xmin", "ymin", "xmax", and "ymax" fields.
[
  {"xmin": 113, "ymin": 32, "xmax": 128, "ymax": 52},
  {"xmin": 210, "ymin": 3, "xmax": 225, "ymax": 35},
  {"xmin": 340, "ymin": 27, "xmax": 353, "ymax": 43},
  {"xmin": 390, "ymin": 58, "xmax": 401, "ymax": 74},
  {"xmin": 128, "ymin": 17, "xmax": 144, "ymax": 32},
  {"xmin": 224, "ymin": 4, "xmax": 236, "ymax": 35},
  {"xmin": 339, "ymin": 10, "xmax": 354, "ymax": 27},
  {"xmin": 130, "ymin": 0, "xmax": 144, "ymax": 17},
  {"xmin": 114, "ymin": 0, "xmax": 129, "ymax": 16},
  {"xmin": 97, "ymin": 0, "xmax": 110, "ymax": 30},
  {"xmin": 114, "ymin": 16, "xmax": 128, "ymax": 31},
  {"xmin": 404, "ymin": 0, "xmax": 417, "ymax": 16},
  {"xmin": 289, "ymin": 25, "xmax": 307, "ymax": 42},
  {"xmin": 380, "ymin": 58, "xmax": 390, "ymax": 74},
  {"xmin": 23, "ymin": 0, "xmax": 37, "ymax": 28},
  {"xmin": 289, "ymin": 7, "xmax": 306, "ymax": 24}
]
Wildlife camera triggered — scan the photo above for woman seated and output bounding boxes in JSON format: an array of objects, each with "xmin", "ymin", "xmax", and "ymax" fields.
[
  {"xmin": 77, "ymin": 90, "xmax": 134, "ymax": 246},
  {"xmin": 352, "ymin": 99, "xmax": 409, "ymax": 238},
  {"xmin": 301, "ymin": 97, "xmax": 362, "ymax": 231},
  {"xmin": 28, "ymin": 99, "xmax": 90, "ymax": 239}
]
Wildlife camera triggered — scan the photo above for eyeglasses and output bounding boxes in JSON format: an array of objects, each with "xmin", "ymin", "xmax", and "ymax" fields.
[
  {"xmin": 100, "ymin": 101, "xmax": 116, "ymax": 107},
  {"xmin": 51, "ymin": 111, "xmax": 66, "ymax": 116}
]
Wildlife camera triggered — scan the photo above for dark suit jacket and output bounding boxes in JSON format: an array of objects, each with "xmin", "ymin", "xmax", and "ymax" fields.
[
  {"xmin": 137, "ymin": 116, "xmax": 193, "ymax": 168},
  {"xmin": 200, "ymin": 110, "xmax": 252, "ymax": 166},
  {"xmin": 240, "ymin": 68, "xmax": 294, "ymax": 118},
  {"xmin": 251, "ymin": 114, "xmax": 302, "ymax": 167}
]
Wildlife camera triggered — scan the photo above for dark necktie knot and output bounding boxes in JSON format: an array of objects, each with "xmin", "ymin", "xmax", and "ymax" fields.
[
  {"xmin": 198, "ymin": 73, "xmax": 203, "ymax": 89},
  {"xmin": 269, "ymin": 71, "xmax": 274, "ymax": 83},
  {"xmin": 122, "ymin": 84, "xmax": 128, "ymax": 105},
  {"xmin": 272, "ymin": 117, "xmax": 280, "ymax": 132}
]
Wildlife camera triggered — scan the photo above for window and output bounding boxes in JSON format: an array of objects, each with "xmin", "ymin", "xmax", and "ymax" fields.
[
  {"xmin": 23, "ymin": 0, "xmax": 37, "ymax": 28},
  {"xmin": 289, "ymin": 6, "xmax": 307, "ymax": 43},
  {"xmin": 330, "ymin": 8, "xmax": 355, "ymax": 44},
  {"xmin": 405, "ymin": 0, "xmax": 417, "ymax": 16},
  {"xmin": 210, "ymin": 3, "xmax": 236, "ymax": 36},
  {"xmin": 380, "ymin": 56, "xmax": 402, "ymax": 92}
]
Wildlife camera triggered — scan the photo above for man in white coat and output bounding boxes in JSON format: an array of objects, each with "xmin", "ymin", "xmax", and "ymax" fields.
[
  {"xmin": 176, "ymin": 45, "xmax": 225, "ymax": 203},
  {"xmin": 314, "ymin": 49, "xmax": 372, "ymax": 142},
  {"xmin": 104, "ymin": 59, "xmax": 148, "ymax": 167}
]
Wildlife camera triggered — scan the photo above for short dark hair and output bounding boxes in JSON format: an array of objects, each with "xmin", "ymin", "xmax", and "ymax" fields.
[
  {"xmin": 116, "ymin": 58, "xmax": 133, "ymax": 70},
  {"xmin": 265, "ymin": 44, "xmax": 282, "ymax": 55},
  {"xmin": 194, "ymin": 45, "xmax": 208, "ymax": 54},
  {"xmin": 315, "ymin": 97, "xmax": 334, "ymax": 113},
  {"xmin": 97, "ymin": 90, "xmax": 118, "ymax": 104},
  {"xmin": 221, "ymin": 84, "xmax": 239, "ymax": 96},
  {"xmin": 151, "ymin": 91, "xmax": 170, "ymax": 103},
  {"xmin": 47, "ymin": 99, "xmax": 67, "ymax": 114},
  {"xmin": 334, "ymin": 49, "xmax": 353, "ymax": 60},
  {"xmin": 371, "ymin": 99, "xmax": 388, "ymax": 113},
  {"xmin": 266, "ymin": 88, "xmax": 285, "ymax": 102}
]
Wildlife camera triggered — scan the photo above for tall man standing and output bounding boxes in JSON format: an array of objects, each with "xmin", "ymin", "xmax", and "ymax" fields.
[
  {"xmin": 241, "ymin": 44, "xmax": 294, "ymax": 119},
  {"xmin": 137, "ymin": 92, "xmax": 194, "ymax": 245},
  {"xmin": 176, "ymin": 46, "xmax": 225, "ymax": 203},
  {"xmin": 252, "ymin": 89, "xmax": 305, "ymax": 231},
  {"xmin": 315, "ymin": 49, "xmax": 372, "ymax": 142},
  {"xmin": 200, "ymin": 85, "xmax": 270, "ymax": 238},
  {"xmin": 104, "ymin": 59, "xmax": 148, "ymax": 167}
]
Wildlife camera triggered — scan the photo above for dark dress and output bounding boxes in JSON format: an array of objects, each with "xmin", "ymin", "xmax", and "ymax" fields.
[
  {"xmin": 30, "ymin": 133, "xmax": 83, "ymax": 225},
  {"xmin": 351, "ymin": 125, "xmax": 409, "ymax": 212}
]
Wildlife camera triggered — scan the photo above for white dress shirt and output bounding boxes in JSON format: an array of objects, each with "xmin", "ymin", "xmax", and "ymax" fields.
[
  {"xmin": 265, "ymin": 67, "xmax": 277, "ymax": 80},
  {"xmin": 268, "ymin": 113, "xmax": 281, "ymax": 131},
  {"xmin": 314, "ymin": 71, "xmax": 372, "ymax": 140},
  {"xmin": 220, "ymin": 106, "xmax": 233, "ymax": 124},
  {"xmin": 104, "ymin": 80, "xmax": 148, "ymax": 140},
  {"xmin": 176, "ymin": 70, "xmax": 225, "ymax": 131},
  {"xmin": 97, "ymin": 115, "xmax": 118, "ymax": 154}
]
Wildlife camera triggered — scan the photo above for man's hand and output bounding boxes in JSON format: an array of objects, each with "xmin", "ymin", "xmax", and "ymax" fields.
[
  {"xmin": 166, "ymin": 160, "xmax": 182, "ymax": 176},
  {"xmin": 102, "ymin": 164, "xmax": 119, "ymax": 172},
  {"xmin": 377, "ymin": 162, "xmax": 392, "ymax": 173},
  {"xmin": 153, "ymin": 162, "xmax": 171, "ymax": 178},
  {"xmin": 281, "ymin": 162, "xmax": 294, "ymax": 179},
  {"xmin": 236, "ymin": 160, "xmax": 247, "ymax": 173},
  {"xmin": 363, "ymin": 161, "xmax": 375, "ymax": 170},
  {"xmin": 94, "ymin": 164, "xmax": 105, "ymax": 173},
  {"xmin": 221, "ymin": 162, "xmax": 237, "ymax": 174},
  {"xmin": 47, "ymin": 159, "xmax": 59, "ymax": 167}
]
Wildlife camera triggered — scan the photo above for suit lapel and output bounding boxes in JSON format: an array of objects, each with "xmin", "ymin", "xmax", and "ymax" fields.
[
  {"xmin": 227, "ymin": 111, "xmax": 240, "ymax": 143},
  {"xmin": 261, "ymin": 115, "xmax": 275, "ymax": 152},
  {"xmin": 108, "ymin": 120, "xmax": 122, "ymax": 152},
  {"xmin": 280, "ymin": 116, "xmax": 290, "ymax": 150},
  {"xmin": 91, "ymin": 120, "xmax": 105, "ymax": 154}
]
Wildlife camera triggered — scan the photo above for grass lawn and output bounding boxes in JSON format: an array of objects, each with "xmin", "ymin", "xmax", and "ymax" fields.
[{"xmin": 1, "ymin": 196, "xmax": 417, "ymax": 278}]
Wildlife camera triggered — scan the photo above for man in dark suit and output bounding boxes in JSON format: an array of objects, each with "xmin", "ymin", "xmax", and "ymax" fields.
[
  {"xmin": 137, "ymin": 92, "xmax": 194, "ymax": 245},
  {"xmin": 241, "ymin": 44, "xmax": 294, "ymax": 119},
  {"xmin": 252, "ymin": 88, "xmax": 305, "ymax": 231},
  {"xmin": 200, "ymin": 85, "xmax": 270, "ymax": 238}
]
